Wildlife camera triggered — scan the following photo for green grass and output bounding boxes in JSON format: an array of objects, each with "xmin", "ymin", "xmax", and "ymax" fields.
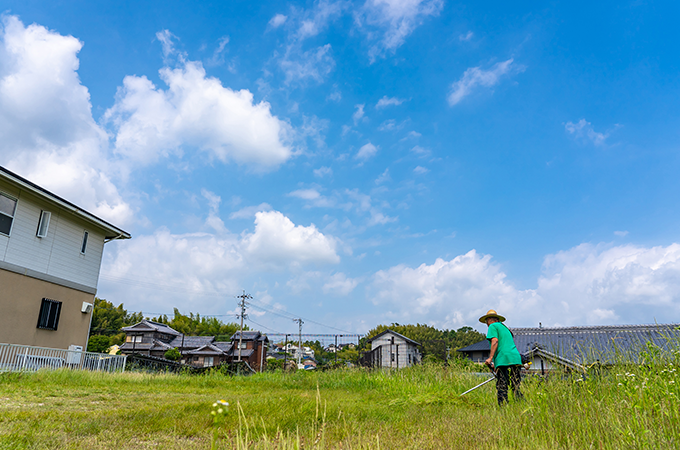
[{"xmin": 1, "ymin": 357, "xmax": 679, "ymax": 449}]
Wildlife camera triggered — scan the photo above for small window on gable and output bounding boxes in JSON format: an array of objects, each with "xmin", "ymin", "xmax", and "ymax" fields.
[
  {"xmin": 81, "ymin": 231, "xmax": 89, "ymax": 254},
  {"xmin": 37, "ymin": 298, "xmax": 62, "ymax": 331},
  {"xmin": 0, "ymin": 192, "xmax": 17, "ymax": 236},
  {"xmin": 36, "ymin": 211, "xmax": 51, "ymax": 238}
]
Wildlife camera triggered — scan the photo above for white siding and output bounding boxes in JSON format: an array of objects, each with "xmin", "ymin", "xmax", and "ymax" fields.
[
  {"xmin": 371, "ymin": 333, "xmax": 420, "ymax": 368},
  {"xmin": 0, "ymin": 182, "xmax": 107, "ymax": 290}
]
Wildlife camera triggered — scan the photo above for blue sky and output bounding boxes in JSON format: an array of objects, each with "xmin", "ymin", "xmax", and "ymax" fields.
[{"xmin": 1, "ymin": 1, "xmax": 680, "ymax": 334}]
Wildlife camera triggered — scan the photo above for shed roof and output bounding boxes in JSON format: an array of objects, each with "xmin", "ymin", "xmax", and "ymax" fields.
[
  {"xmin": 0, "ymin": 165, "xmax": 130, "ymax": 240},
  {"xmin": 231, "ymin": 331, "xmax": 262, "ymax": 341},
  {"xmin": 367, "ymin": 329, "xmax": 421, "ymax": 347},
  {"xmin": 186, "ymin": 344, "xmax": 225, "ymax": 356}
]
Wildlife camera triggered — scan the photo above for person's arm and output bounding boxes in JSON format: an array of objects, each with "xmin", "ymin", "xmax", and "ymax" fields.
[{"xmin": 485, "ymin": 338, "xmax": 498, "ymax": 367}]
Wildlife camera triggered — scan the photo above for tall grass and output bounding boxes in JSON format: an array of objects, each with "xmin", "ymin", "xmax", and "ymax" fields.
[{"xmin": 1, "ymin": 353, "xmax": 678, "ymax": 449}]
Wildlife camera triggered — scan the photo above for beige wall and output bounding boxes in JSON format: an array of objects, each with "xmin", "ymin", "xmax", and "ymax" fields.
[{"xmin": 0, "ymin": 268, "xmax": 93, "ymax": 349}]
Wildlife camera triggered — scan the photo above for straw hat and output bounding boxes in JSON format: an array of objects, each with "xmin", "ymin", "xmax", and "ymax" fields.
[{"xmin": 478, "ymin": 309, "xmax": 506, "ymax": 323}]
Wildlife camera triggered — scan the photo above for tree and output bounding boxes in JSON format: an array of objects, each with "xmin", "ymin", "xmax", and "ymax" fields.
[
  {"xmin": 151, "ymin": 308, "xmax": 243, "ymax": 337},
  {"xmin": 87, "ymin": 335, "xmax": 111, "ymax": 353}
]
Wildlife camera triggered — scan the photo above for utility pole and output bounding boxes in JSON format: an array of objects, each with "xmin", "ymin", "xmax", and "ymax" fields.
[
  {"xmin": 236, "ymin": 290, "xmax": 252, "ymax": 362},
  {"xmin": 293, "ymin": 318, "xmax": 303, "ymax": 367}
]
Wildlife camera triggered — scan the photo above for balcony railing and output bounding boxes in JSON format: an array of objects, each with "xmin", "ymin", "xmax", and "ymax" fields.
[{"xmin": 0, "ymin": 343, "xmax": 127, "ymax": 373}]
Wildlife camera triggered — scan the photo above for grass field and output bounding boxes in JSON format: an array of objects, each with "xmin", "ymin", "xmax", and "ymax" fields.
[{"xmin": 1, "ymin": 357, "xmax": 679, "ymax": 450}]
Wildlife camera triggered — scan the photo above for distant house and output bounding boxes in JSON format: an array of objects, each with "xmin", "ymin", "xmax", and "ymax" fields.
[
  {"xmin": 360, "ymin": 329, "xmax": 421, "ymax": 369},
  {"xmin": 457, "ymin": 323, "xmax": 680, "ymax": 373},
  {"xmin": 120, "ymin": 321, "xmax": 269, "ymax": 371},
  {"xmin": 0, "ymin": 166, "xmax": 130, "ymax": 351}
]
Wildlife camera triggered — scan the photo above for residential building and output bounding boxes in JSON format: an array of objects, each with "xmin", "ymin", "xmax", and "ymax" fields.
[
  {"xmin": 0, "ymin": 166, "xmax": 130, "ymax": 351},
  {"xmin": 457, "ymin": 323, "xmax": 680, "ymax": 373},
  {"xmin": 360, "ymin": 329, "xmax": 421, "ymax": 369},
  {"xmin": 119, "ymin": 320, "xmax": 269, "ymax": 371}
]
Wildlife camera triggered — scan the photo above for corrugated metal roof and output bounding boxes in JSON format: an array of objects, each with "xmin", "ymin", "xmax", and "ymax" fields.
[{"xmin": 458, "ymin": 323, "xmax": 680, "ymax": 364}]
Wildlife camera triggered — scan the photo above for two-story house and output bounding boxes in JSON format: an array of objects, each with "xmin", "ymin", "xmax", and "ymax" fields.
[
  {"xmin": 361, "ymin": 329, "xmax": 421, "ymax": 369},
  {"xmin": 0, "ymin": 166, "xmax": 130, "ymax": 351}
]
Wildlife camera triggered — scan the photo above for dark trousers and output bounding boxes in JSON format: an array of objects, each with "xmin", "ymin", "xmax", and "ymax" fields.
[{"xmin": 496, "ymin": 365, "xmax": 523, "ymax": 405}]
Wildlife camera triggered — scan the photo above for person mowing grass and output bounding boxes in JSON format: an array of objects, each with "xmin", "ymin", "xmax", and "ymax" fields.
[{"xmin": 480, "ymin": 309, "xmax": 524, "ymax": 405}]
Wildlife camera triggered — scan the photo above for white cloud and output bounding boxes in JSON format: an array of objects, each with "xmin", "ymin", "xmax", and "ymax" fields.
[
  {"xmin": 371, "ymin": 250, "xmax": 538, "ymax": 329},
  {"xmin": 410, "ymin": 145, "xmax": 430, "ymax": 157},
  {"xmin": 378, "ymin": 119, "xmax": 399, "ymax": 131},
  {"xmin": 269, "ymin": 14, "xmax": 288, "ymax": 28},
  {"xmin": 370, "ymin": 243, "xmax": 680, "ymax": 329},
  {"xmin": 289, "ymin": 188, "xmax": 323, "ymax": 200},
  {"xmin": 206, "ymin": 36, "xmax": 230, "ymax": 67},
  {"xmin": 0, "ymin": 15, "xmax": 133, "ymax": 226},
  {"xmin": 156, "ymin": 30, "xmax": 178, "ymax": 61},
  {"xmin": 353, "ymin": 104, "xmax": 366, "ymax": 125},
  {"xmin": 448, "ymin": 58, "xmax": 523, "ymax": 106},
  {"xmin": 375, "ymin": 96, "xmax": 405, "ymax": 108},
  {"xmin": 367, "ymin": 209, "xmax": 397, "ymax": 225},
  {"xmin": 295, "ymin": 0, "xmax": 346, "ymax": 41},
  {"xmin": 356, "ymin": 142, "xmax": 378, "ymax": 160},
  {"xmin": 564, "ymin": 119, "xmax": 611, "ymax": 146},
  {"xmin": 314, "ymin": 166, "xmax": 333, "ymax": 177},
  {"xmin": 459, "ymin": 31, "xmax": 473, "ymax": 42},
  {"xmin": 242, "ymin": 211, "xmax": 341, "ymax": 266},
  {"xmin": 357, "ymin": 0, "xmax": 444, "ymax": 61},
  {"xmin": 413, "ymin": 165, "xmax": 428, "ymax": 174},
  {"xmin": 229, "ymin": 203, "xmax": 272, "ymax": 219},
  {"xmin": 279, "ymin": 44, "xmax": 335, "ymax": 84},
  {"xmin": 323, "ymin": 272, "xmax": 359, "ymax": 295},
  {"xmin": 614, "ymin": 230, "xmax": 629, "ymax": 237},
  {"xmin": 375, "ymin": 168, "xmax": 391, "ymax": 184},
  {"xmin": 105, "ymin": 58, "xmax": 292, "ymax": 170}
]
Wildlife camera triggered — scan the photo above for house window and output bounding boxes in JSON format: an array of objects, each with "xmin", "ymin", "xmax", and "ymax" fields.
[
  {"xmin": 36, "ymin": 211, "xmax": 51, "ymax": 238},
  {"xmin": 81, "ymin": 231, "xmax": 89, "ymax": 254},
  {"xmin": 240, "ymin": 343, "xmax": 247, "ymax": 349},
  {"xmin": 0, "ymin": 192, "xmax": 17, "ymax": 236},
  {"xmin": 126, "ymin": 335, "xmax": 142, "ymax": 343},
  {"xmin": 37, "ymin": 298, "xmax": 62, "ymax": 331},
  {"xmin": 204, "ymin": 357, "xmax": 214, "ymax": 367}
]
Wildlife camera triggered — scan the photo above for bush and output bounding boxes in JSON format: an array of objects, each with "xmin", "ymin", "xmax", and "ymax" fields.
[{"xmin": 164, "ymin": 348, "xmax": 181, "ymax": 361}]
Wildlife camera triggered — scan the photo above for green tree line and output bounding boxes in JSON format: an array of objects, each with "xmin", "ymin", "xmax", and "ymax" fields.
[
  {"xmin": 87, "ymin": 298, "xmax": 244, "ymax": 352},
  {"xmin": 360, "ymin": 323, "xmax": 485, "ymax": 362}
]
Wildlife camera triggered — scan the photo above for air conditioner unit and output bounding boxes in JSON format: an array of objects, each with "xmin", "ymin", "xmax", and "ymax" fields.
[
  {"xmin": 81, "ymin": 302, "xmax": 93, "ymax": 313},
  {"xmin": 67, "ymin": 345, "xmax": 83, "ymax": 364}
]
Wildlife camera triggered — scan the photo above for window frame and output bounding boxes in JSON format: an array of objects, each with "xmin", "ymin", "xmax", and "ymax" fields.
[
  {"xmin": 80, "ymin": 230, "xmax": 89, "ymax": 254},
  {"xmin": 36, "ymin": 210, "xmax": 51, "ymax": 238},
  {"xmin": 0, "ymin": 191, "xmax": 18, "ymax": 237},
  {"xmin": 37, "ymin": 298, "xmax": 62, "ymax": 331}
]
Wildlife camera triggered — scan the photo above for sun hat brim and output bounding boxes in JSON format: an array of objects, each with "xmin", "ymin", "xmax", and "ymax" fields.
[{"xmin": 479, "ymin": 313, "xmax": 506, "ymax": 323}]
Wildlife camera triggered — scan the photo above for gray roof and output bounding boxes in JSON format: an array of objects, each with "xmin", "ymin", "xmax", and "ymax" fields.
[
  {"xmin": 186, "ymin": 344, "xmax": 225, "ymax": 356},
  {"xmin": 214, "ymin": 342, "xmax": 234, "ymax": 352},
  {"xmin": 367, "ymin": 329, "xmax": 421, "ymax": 347},
  {"xmin": 458, "ymin": 323, "xmax": 680, "ymax": 364},
  {"xmin": 122, "ymin": 320, "xmax": 181, "ymax": 336},
  {"xmin": 231, "ymin": 331, "xmax": 262, "ymax": 341},
  {"xmin": 228, "ymin": 349, "xmax": 255, "ymax": 358},
  {"xmin": 170, "ymin": 335, "xmax": 215, "ymax": 349}
]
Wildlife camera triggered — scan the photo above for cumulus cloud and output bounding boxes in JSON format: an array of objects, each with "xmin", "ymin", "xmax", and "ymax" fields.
[
  {"xmin": 323, "ymin": 272, "xmax": 359, "ymax": 295},
  {"xmin": 564, "ymin": 119, "xmax": 612, "ymax": 146},
  {"xmin": 371, "ymin": 250, "xmax": 539, "ymax": 329},
  {"xmin": 356, "ymin": 142, "xmax": 378, "ymax": 160},
  {"xmin": 376, "ymin": 96, "xmax": 405, "ymax": 108},
  {"xmin": 370, "ymin": 243, "xmax": 680, "ymax": 329},
  {"xmin": 448, "ymin": 59, "xmax": 523, "ymax": 106},
  {"xmin": 357, "ymin": 0, "xmax": 444, "ymax": 61},
  {"xmin": 242, "ymin": 211, "xmax": 341, "ymax": 266},
  {"xmin": 105, "ymin": 59, "xmax": 292, "ymax": 170},
  {"xmin": 0, "ymin": 15, "xmax": 133, "ymax": 225},
  {"xmin": 413, "ymin": 165, "xmax": 428, "ymax": 174}
]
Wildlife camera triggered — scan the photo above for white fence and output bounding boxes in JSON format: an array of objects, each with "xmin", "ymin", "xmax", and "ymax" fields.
[{"xmin": 0, "ymin": 343, "xmax": 127, "ymax": 373}]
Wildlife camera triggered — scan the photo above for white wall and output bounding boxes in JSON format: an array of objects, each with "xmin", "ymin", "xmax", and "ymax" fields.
[
  {"xmin": 371, "ymin": 333, "xmax": 420, "ymax": 368},
  {"xmin": 0, "ymin": 178, "xmax": 106, "ymax": 290}
]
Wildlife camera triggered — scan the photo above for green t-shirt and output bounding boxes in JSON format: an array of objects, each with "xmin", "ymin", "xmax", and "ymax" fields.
[{"xmin": 487, "ymin": 322, "xmax": 522, "ymax": 367}]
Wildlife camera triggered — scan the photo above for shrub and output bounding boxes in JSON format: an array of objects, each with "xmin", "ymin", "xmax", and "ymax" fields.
[{"xmin": 164, "ymin": 347, "xmax": 181, "ymax": 361}]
